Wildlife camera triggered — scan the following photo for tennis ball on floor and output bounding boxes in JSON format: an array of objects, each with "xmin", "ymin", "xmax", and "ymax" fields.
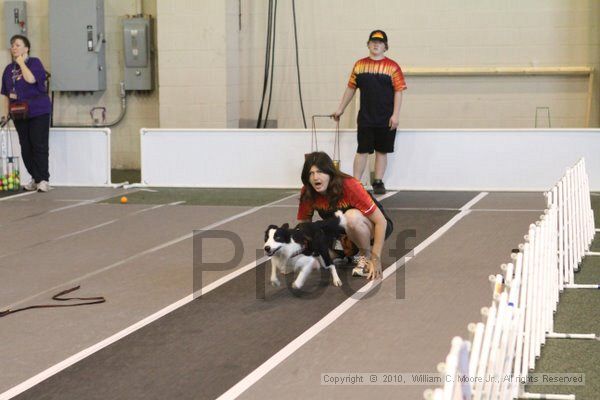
[
  {"xmin": 8, "ymin": 176, "xmax": 13, "ymax": 183},
  {"xmin": 120, "ymin": 196, "xmax": 128, "ymax": 204},
  {"xmin": 8, "ymin": 184, "xmax": 13, "ymax": 190}
]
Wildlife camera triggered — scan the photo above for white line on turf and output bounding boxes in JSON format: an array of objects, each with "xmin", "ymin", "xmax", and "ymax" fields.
[
  {"xmin": 0, "ymin": 191, "xmax": 36, "ymax": 201},
  {"xmin": 269, "ymin": 205, "xmax": 538, "ymax": 212},
  {"xmin": 0, "ymin": 256, "xmax": 270, "ymax": 400},
  {"xmin": 373, "ymin": 191, "xmax": 398, "ymax": 201},
  {"xmin": 52, "ymin": 220, "xmax": 118, "ymax": 241},
  {"xmin": 373, "ymin": 206, "xmax": 460, "ymax": 211},
  {"xmin": 67, "ymin": 192, "xmax": 142, "ymax": 210},
  {"xmin": 47, "ymin": 194, "xmax": 128, "ymax": 214},
  {"xmin": 198, "ymin": 256, "xmax": 270, "ymax": 297},
  {"xmin": 1, "ymin": 194, "xmax": 298, "ymax": 312},
  {"xmin": 460, "ymin": 192, "xmax": 488, "ymax": 210},
  {"xmin": 0, "ymin": 190, "xmax": 141, "ymax": 229},
  {"xmin": 471, "ymin": 208, "xmax": 543, "ymax": 212},
  {"xmin": 137, "ymin": 201, "xmax": 186, "ymax": 211},
  {"xmin": 0, "ymin": 193, "xmax": 299, "ymax": 400},
  {"xmin": 0, "ymin": 202, "xmax": 179, "ymax": 260},
  {"xmin": 216, "ymin": 192, "xmax": 489, "ymax": 400},
  {"xmin": 61, "ymin": 202, "xmax": 183, "ymax": 231},
  {"xmin": 269, "ymin": 190, "xmax": 397, "ymax": 208},
  {"xmin": 129, "ymin": 202, "xmax": 172, "ymax": 216},
  {"xmin": 270, "ymin": 205, "xmax": 537, "ymax": 212}
]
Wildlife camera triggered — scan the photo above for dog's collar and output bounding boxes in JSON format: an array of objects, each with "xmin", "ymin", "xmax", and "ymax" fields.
[
  {"xmin": 290, "ymin": 239, "xmax": 308, "ymax": 258},
  {"xmin": 289, "ymin": 241, "xmax": 307, "ymax": 259},
  {"xmin": 289, "ymin": 248, "xmax": 305, "ymax": 258},
  {"xmin": 268, "ymin": 245, "xmax": 303, "ymax": 258},
  {"xmin": 269, "ymin": 241, "xmax": 305, "ymax": 259}
]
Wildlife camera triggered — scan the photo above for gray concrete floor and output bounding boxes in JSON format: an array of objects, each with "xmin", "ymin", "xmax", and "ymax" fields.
[
  {"xmin": 0, "ymin": 189, "xmax": 546, "ymax": 399},
  {"xmin": 240, "ymin": 210, "xmax": 541, "ymax": 400}
]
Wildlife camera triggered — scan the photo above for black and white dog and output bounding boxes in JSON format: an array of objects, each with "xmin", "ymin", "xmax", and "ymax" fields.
[{"xmin": 263, "ymin": 211, "xmax": 347, "ymax": 289}]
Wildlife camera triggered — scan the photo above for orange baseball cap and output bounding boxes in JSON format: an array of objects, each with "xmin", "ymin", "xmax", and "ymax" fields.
[{"xmin": 368, "ymin": 30, "xmax": 388, "ymax": 44}]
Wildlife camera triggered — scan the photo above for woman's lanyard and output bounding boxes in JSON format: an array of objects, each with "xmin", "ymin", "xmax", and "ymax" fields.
[{"xmin": 10, "ymin": 63, "xmax": 20, "ymax": 100}]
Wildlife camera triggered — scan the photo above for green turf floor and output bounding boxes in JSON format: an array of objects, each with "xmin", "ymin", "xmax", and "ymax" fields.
[
  {"xmin": 102, "ymin": 187, "xmax": 299, "ymax": 206},
  {"xmin": 111, "ymin": 169, "xmax": 141, "ymax": 184},
  {"xmin": 523, "ymin": 194, "xmax": 600, "ymax": 400},
  {"xmin": 0, "ymin": 190, "xmax": 22, "ymax": 198},
  {"xmin": 592, "ymin": 194, "xmax": 600, "ymax": 230},
  {"xmin": 524, "ymin": 340, "xmax": 599, "ymax": 398}
]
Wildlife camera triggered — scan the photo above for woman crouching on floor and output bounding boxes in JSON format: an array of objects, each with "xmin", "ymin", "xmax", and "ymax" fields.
[{"xmin": 297, "ymin": 151, "xmax": 394, "ymax": 279}]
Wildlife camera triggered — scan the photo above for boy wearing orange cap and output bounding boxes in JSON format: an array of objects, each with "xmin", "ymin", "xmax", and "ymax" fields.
[{"xmin": 333, "ymin": 30, "xmax": 406, "ymax": 194}]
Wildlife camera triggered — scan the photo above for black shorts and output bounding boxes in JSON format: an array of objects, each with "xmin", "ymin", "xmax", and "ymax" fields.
[
  {"xmin": 357, "ymin": 126, "xmax": 397, "ymax": 154},
  {"xmin": 370, "ymin": 217, "xmax": 393, "ymax": 245},
  {"xmin": 384, "ymin": 217, "xmax": 394, "ymax": 240}
]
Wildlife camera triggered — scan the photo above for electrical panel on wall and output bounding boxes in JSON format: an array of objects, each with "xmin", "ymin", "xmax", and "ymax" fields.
[
  {"xmin": 123, "ymin": 16, "xmax": 153, "ymax": 91},
  {"xmin": 49, "ymin": 0, "xmax": 106, "ymax": 92},
  {"xmin": 3, "ymin": 1, "xmax": 27, "ymax": 48}
]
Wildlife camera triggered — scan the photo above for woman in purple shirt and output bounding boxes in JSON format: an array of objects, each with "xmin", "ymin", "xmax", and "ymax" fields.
[{"xmin": 1, "ymin": 35, "xmax": 52, "ymax": 192}]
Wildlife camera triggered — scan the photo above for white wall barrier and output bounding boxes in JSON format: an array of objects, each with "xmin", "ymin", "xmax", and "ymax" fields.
[
  {"xmin": 425, "ymin": 158, "xmax": 597, "ymax": 400},
  {"xmin": 1, "ymin": 125, "xmax": 114, "ymax": 187},
  {"xmin": 139, "ymin": 129, "xmax": 357, "ymax": 188},
  {"xmin": 139, "ymin": 128, "xmax": 600, "ymax": 190}
]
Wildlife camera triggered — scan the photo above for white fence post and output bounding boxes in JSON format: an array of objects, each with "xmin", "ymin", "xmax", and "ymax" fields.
[{"xmin": 428, "ymin": 158, "xmax": 596, "ymax": 400}]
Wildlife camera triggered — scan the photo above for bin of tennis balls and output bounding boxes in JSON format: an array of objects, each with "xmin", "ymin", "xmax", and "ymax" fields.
[{"xmin": 0, "ymin": 157, "xmax": 20, "ymax": 192}]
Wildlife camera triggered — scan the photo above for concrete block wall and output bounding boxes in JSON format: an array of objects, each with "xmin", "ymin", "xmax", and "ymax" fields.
[
  {"xmin": 225, "ymin": 0, "xmax": 240, "ymax": 129},
  {"xmin": 157, "ymin": 0, "xmax": 241, "ymax": 129},
  {"xmin": 1, "ymin": 0, "xmax": 598, "ymax": 170},
  {"xmin": 238, "ymin": 0, "xmax": 600, "ymax": 129}
]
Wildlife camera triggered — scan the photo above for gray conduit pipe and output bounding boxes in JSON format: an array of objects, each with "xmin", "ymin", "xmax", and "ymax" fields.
[{"xmin": 54, "ymin": 81, "xmax": 127, "ymax": 128}]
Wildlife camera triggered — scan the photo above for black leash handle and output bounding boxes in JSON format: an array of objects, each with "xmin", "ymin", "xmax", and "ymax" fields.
[{"xmin": 0, "ymin": 286, "xmax": 106, "ymax": 318}]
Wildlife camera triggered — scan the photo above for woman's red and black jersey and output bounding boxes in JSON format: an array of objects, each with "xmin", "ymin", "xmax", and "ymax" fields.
[
  {"xmin": 297, "ymin": 177, "xmax": 376, "ymax": 221},
  {"xmin": 347, "ymin": 57, "xmax": 407, "ymax": 127}
]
